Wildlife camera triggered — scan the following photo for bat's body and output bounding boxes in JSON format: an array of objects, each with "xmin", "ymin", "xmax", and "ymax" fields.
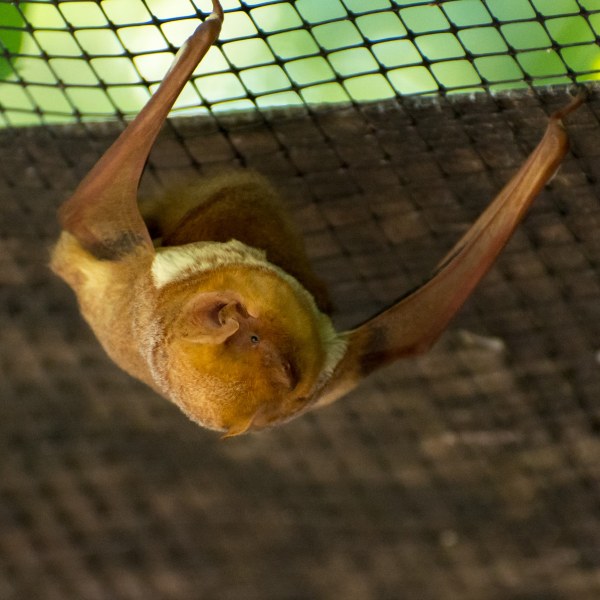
[
  {"xmin": 52, "ymin": 0, "xmax": 584, "ymax": 435},
  {"xmin": 53, "ymin": 170, "xmax": 345, "ymax": 434}
]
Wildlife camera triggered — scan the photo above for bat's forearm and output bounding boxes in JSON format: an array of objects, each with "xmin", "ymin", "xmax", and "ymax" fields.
[{"xmin": 312, "ymin": 93, "xmax": 584, "ymax": 410}]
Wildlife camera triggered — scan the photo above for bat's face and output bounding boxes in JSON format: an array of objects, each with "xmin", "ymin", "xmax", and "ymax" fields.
[{"xmin": 158, "ymin": 266, "xmax": 336, "ymax": 435}]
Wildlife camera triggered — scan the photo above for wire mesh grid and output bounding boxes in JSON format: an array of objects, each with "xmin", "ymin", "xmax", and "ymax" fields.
[
  {"xmin": 1, "ymin": 0, "xmax": 600, "ymax": 126},
  {"xmin": 1, "ymin": 85, "xmax": 600, "ymax": 599},
  {"xmin": 1, "ymin": 1, "xmax": 600, "ymax": 599}
]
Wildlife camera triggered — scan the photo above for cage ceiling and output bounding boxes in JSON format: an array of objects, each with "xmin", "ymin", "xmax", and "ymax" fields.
[{"xmin": 1, "ymin": 1, "xmax": 600, "ymax": 599}]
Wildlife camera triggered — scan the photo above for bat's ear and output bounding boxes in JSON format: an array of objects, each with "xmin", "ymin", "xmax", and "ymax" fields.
[
  {"xmin": 177, "ymin": 291, "xmax": 248, "ymax": 344},
  {"xmin": 59, "ymin": 1, "xmax": 224, "ymax": 260}
]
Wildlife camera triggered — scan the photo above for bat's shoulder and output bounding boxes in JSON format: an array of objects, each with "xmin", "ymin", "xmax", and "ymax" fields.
[
  {"xmin": 51, "ymin": 231, "xmax": 152, "ymax": 315},
  {"xmin": 51, "ymin": 231, "xmax": 159, "ymax": 386}
]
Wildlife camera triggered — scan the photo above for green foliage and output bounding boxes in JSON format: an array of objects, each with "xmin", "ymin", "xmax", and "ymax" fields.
[
  {"xmin": 0, "ymin": 0, "xmax": 599, "ymax": 126},
  {"xmin": 0, "ymin": 4, "xmax": 24, "ymax": 81}
]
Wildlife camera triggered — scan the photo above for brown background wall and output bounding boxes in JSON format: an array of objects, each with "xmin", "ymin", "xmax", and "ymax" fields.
[{"xmin": 1, "ymin": 88, "xmax": 599, "ymax": 599}]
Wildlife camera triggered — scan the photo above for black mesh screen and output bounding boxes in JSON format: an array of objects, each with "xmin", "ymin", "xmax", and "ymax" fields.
[
  {"xmin": 1, "ymin": 0, "xmax": 599, "ymax": 126},
  {"xmin": 1, "ymin": 2, "xmax": 600, "ymax": 599}
]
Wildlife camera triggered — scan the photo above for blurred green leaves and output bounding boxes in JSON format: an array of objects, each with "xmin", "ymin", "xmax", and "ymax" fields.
[
  {"xmin": 0, "ymin": 4, "xmax": 24, "ymax": 80},
  {"xmin": 0, "ymin": 0, "xmax": 599, "ymax": 127}
]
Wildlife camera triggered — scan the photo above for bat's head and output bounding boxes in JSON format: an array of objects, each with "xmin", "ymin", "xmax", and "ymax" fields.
[{"xmin": 157, "ymin": 264, "xmax": 344, "ymax": 436}]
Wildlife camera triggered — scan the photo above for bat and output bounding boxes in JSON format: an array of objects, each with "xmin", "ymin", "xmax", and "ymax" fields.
[{"xmin": 51, "ymin": 0, "xmax": 584, "ymax": 436}]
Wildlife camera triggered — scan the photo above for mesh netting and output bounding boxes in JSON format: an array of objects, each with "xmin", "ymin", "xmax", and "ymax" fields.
[
  {"xmin": 1, "ymin": 86, "xmax": 600, "ymax": 600},
  {"xmin": 1, "ymin": 0, "xmax": 600, "ymax": 126},
  {"xmin": 2, "ymin": 2, "xmax": 600, "ymax": 599}
]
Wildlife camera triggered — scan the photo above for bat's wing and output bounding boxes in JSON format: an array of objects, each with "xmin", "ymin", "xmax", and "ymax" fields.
[
  {"xmin": 58, "ymin": 1, "xmax": 223, "ymax": 260},
  {"xmin": 312, "ymin": 94, "xmax": 584, "ymax": 408}
]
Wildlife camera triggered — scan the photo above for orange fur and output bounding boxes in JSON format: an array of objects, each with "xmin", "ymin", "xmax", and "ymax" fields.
[
  {"xmin": 142, "ymin": 171, "xmax": 332, "ymax": 313},
  {"xmin": 155, "ymin": 265, "xmax": 331, "ymax": 431},
  {"xmin": 52, "ymin": 222, "xmax": 345, "ymax": 434}
]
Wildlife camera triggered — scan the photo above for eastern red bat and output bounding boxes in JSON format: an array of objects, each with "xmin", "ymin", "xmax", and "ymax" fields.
[{"xmin": 51, "ymin": 0, "xmax": 584, "ymax": 436}]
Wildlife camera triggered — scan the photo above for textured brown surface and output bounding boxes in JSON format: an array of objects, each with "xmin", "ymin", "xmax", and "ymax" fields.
[{"xmin": 1, "ymin": 88, "xmax": 600, "ymax": 599}]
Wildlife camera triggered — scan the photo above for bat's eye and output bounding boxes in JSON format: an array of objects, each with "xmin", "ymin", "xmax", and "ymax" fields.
[{"xmin": 250, "ymin": 334, "xmax": 260, "ymax": 345}]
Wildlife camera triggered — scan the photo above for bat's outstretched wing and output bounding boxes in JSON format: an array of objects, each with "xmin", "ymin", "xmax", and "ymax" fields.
[
  {"xmin": 313, "ymin": 93, "xmax": 585, "ymax": 408},
  {"xmin": 59, "ymin": 1, "xmax": 223, "ymax": 260}
]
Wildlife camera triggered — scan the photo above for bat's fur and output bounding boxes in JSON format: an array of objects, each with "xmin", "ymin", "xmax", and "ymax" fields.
[
  {"xmin": 52, "ymin": 171, "xmax": 347, "ymax": 434},
  {"xmin": 142, "ymin": 171, "xmax": 332, "ymax": 313}
]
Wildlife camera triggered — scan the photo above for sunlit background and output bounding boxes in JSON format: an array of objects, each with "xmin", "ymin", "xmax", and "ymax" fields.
[{"xmin": 1, "ymin": 0, "xmax": 599, "ymax": 127}]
